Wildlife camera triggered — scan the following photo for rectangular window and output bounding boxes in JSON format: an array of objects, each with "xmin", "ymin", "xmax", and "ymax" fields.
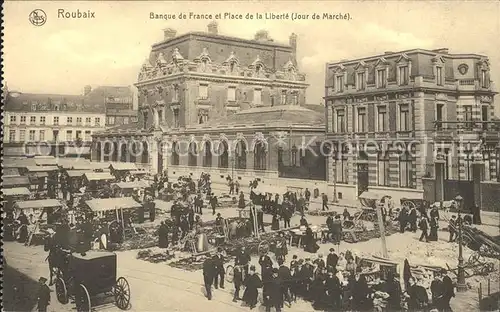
[
  {"xmin": 66, "ymin": 130, "xmax": 73, "ymax": 141},
  {"xmin": 377, "ymin": 106, "xmax": 388, "ymax": 131},
  {"xmin": 436, "ymin": 103, "xmax": 444, "ymax": 130},
  {"xmin": 481, "ymin": 70, "xmax": 488, "ymax": 88},
  {"xmin": 20, "ymin": 115, "xmax": 26, "ymax": 124},
  {"xmin": 464, "ymin": 105, "xmax": 473, "ymax": 130},
  {"xmin": 29, "ymin": 130, "xmax": 36, "ymax": 141},
  {"xmin": 67, "ymin": 117, "xmax": 73, "ymax": 124},
  {"xmin": 376, "ymin": 69, "xmax": 387, "ymax": 88},
  {"xmin": 95, "ymin": 117, "xmax": 101, "ymax": 126},
  {"xmin": 281, "ymin": 90, "xmax": 287, "ymax": 104},
  {"xmin": 356, "ymin": 72, "xmax": 365, "ymax": 90},
  {"xmin": 9, "ymin": 130, "xmax": 16, "ymax": 142},
  {"xmin": 291, "ymin": 92, "xmax": 298, "ymax": 105},
  {"xmin": 53, "ymin": 116, "xmax": 59, "ymax": 125},
  {"xmin": 19, "ymin": 130, "xmax": 26, "ymax": 141},
  {"xmin": 357, "ymin": 107, "xmax": 366, "ymax": 132},
  {"xmin": 76, "ymin": 130, "xmax": 82, "ymax": 140},
  {"xmin": 377, "ymin": 151, "xmax": 390, "ymax": 186},
  {"xmin": 254, "ymin": 89, "xmax": 262, "ymax": 105},
  {"xmin": 436, "ymin": 66, "xmax": 443, "ymax": 86},
  {"xmin": 76, "ymin": 117, "xmax": 82, "ymax": 126},
  {"xmin": 123, "ymin": 117, "xmax": 129, "ymax": 125},
  {"xmin": 10, "ymin": 115, "xmax": 16, "ymax": 123},
  {"xmin": 399, "ymin": 152, "xmax": 414, "ymax": 188},
  {"xmin": 86, "ymin": 117, "xmax": 92, "ymax": 125},
  {"xmin": 30, "ymin": 116, "xmax": 36, "ymax": 125},
  {"xmin": 40, "ymin": 116, "xmax": 46, "ymax": 125},
  {"xmin": 173, "ymin": 109, "xmax": 180, "ymax": 128},
  {"xmin": 227, "ymin": 87, "xmax": 236, "ymax": 101},
  {"xmin": 464, "ymin": 151, "xmax": 473, "ymax": 181},
  {"xmin": 39, "ymin": 130, "xmax": 45, "ymax": 141},
  {"xmin": 399, "ymin": 104, "xmax": 410, "ymax": 131},
  {"xmin": 32, "ymin": 103, "xmax": 37, "ymax": 111},
  {"xmin": 336, "ymin": 75, "xmax": 344, "ymax": 92},
  {"xmin": 85, "ymin": 131, "xmax": 91, "ymax": 141},
  {"xmin": 199, "ymin": 84, "xmax": 209, "ymax": 99},
  {"xmin": 399, "ymin": 66, "xmax": 409, "ymax": 85},
  {"xmin": 336, "ymin": 109, "xmax": 346, "ymax": 133},
  {"xmin": 335, "ymin": 145, "xmax": 348, "ymax": 183}
]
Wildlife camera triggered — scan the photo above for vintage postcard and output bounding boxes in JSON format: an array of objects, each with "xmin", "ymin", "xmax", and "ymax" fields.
[{"xmin": 2, "ymin": 1, "xmax": 500, "ymax": 312}]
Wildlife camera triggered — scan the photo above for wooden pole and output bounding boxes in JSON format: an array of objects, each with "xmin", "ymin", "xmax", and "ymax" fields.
[{"xmin": 376, "ymin": 203, "xmax": 389, "ymax": 258}]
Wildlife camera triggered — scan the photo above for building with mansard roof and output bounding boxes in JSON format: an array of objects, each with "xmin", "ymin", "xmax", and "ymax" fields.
[
  {"xmin": 92, "ymin": 22, "xmax": 329, "ymax": 191},
  {"xmin": 324, "ymin": 48, "xmax": 499, "ymax": 207}
]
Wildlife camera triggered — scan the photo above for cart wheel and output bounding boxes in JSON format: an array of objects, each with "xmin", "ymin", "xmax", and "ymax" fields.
[
  {"xmin": 258, "ymin": 240, "xmax": 270, "ymax": 255},
  {"xmin": 468, "ymin": 252, "xmax": 480, "ymax": 264},
  {"xmin": 114, "ymin": 277, "xmax": 131, "ymax": 310},
  {"xmin": 366, "ymin": 213, "xmax": 376, "ymax": 222},
  {"xmin": 401, "ymin": 200, "xmax": 416, "ymax": 210},
  {"xmin": 225, "ymin": 265, "xmax": 234, "ymax": 283},
  {"xmin": 55, "ymin": 277, "xmax": 68, "ymax": 304},
  {"xmin": 76, "ymin": 284, "xmax": 91, "ymax": 312}
]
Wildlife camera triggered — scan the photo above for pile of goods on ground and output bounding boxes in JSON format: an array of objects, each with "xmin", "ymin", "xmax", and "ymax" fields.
[
  {"xmin": 136, "ymin": 249, "xmax": 176, "ymax": 263},
  {"xmin": 343, "ymin": 223, "xmax": 399, "ymax": 244},
  {"xmin": 168, "ymin": 254, "xmax": 213, "ymax": 271},
  {"xmin": 307, "ymin": 210, "xmax": 338, "ymax": 217}
]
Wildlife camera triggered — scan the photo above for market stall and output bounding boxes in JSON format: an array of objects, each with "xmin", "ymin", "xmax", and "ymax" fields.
[
  {"xmin": 35, "ymin": 157, "xmax": 58, "ymax": 166},
  {"xmin": 4, "ymin": 176, "xmax": 31, "ymax": 189},
  {"xmin": 109, "ymin": 163, "xmax": 139, "ymax": 179},
  {"xmin": 14, "ymin": 199, "xmax": 63, "ymax": 224},
  {"xmin": 27, "ymin": 165, "xmax": 59, "ymax": 194},
  {"xmin": 4, "ymin": 168, "xmax": 21, "ymax": 177},
  {"xmin": 111, "ymin": 180, "xmax": 152, "ymax": 197},
  {"xmin": 3, "ymin": 158, "xmax": 37, "ymax": 172},
  {"xmin": 83, "ymin": 172, "xmax": 115, "ymax": 195},
  {"xmin": 65, "ymin": 170, "xmax": 93, "ymax": 193}
]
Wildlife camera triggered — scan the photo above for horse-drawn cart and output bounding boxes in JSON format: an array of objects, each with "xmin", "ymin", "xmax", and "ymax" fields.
[
  {"xmin": 55, "ymin": 250, "xmax": 131, "ymax": 311},
  {"xmin": 357, "ymin": 191, "xmax": 392, "ymax": 223}
]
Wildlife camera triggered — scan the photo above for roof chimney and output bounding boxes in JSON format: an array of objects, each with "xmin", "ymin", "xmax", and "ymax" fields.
[
  {"xmin": 384, "ymin": 51, "xmax": 394, "ymax": 55},
  {"xmin": 254, "ymin": 30, "xmax": 270, "ymax": 42},
  {"xmin": 432, "ymin": 48, "xmax": 449, "ymax": 54},
  {"xmin": 83, "ymin": 85, "xmax": 92, "ymax": 96},
  {"xmin": 289, "ymin": 33, "xmax": 297, "ymax": 53},
  {"xmin": 207, "ymin": 21, "xmax": 218, "ymax": 34},
  {"xmin": 163, "ymin": 28, "xmax": 177, "ymax": 40}
]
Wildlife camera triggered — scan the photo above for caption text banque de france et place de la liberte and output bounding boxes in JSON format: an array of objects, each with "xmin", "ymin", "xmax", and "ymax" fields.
[{"xmin": 150, "ymin": 12, "xmax": 351, "ymax": 21}]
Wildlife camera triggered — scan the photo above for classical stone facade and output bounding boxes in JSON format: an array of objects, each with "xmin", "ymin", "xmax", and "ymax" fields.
[
  {"xmin": 92, "ymin": 23, "xmax": 329, "ymax": 191},
  {"xmin": 324, "ymin": 48, "xmax": 499, "ymax": 204}
]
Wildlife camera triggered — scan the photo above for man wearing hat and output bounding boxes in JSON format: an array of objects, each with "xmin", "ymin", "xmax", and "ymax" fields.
[
  {"xmin": 203, "ymin": 253, "xmax": 216, "ymax": 300},
  {"xmin": 325, "ymin": 268, "xmax": 341, "ymax": 310},
  {"xmin": 301, "ymin": 258, "xmax": 314, "ymax": 299},
  {"xmin": 264, "ymin": 268, "xmax": 283, "ymax": 312},
  {"xmin": 277, "ymin": 258, "xmax": 292, "ymax": 307},
  {"xmin": 213, "ymin": 247, "xmax": 225, "ymax": 289},
  {"xmin": 242, "ymin": 265, "xmax": 262, "ymax": 309},
  {"xmin": 327, "ymin": 248, "xmax": 339, "ymax": 270},
  {"xmin": 235, "ymin": 246, "xmax": 251, "ymax": 278},
  {"xmin": 37, "ymin": 277, "xmax": 51, "ymax": 312}
]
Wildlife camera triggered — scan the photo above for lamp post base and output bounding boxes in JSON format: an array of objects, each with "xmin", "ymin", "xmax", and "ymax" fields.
[{"xmin": 456, "ymin": 282, "xmax": 468, "ymax": 292}]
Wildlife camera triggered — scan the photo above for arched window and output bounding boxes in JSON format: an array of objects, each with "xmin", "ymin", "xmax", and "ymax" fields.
[
  {"xmin": 171, "ymin": 141, "xmax": 179, "ymax": 166},
  {"xmin": 129, "ymin": 141, "xmax": 138, "ymax": 163},
  {"xmin": 203, "ymin": 141, "xmax": 212, "ymax": 167},
  {"xmin": 141, "ymin": 142, "xmax": 149, "ymax": 164},
  {"xmin": 120, "ymin": 142, "xmax": 128, "ymax": 162},
  {"xmin": 235, "ymin": 140, "xmax": 247, "ymax": 169},
  {"xmin": 254, "ymin": 141, "xmax": 267, "ymax": 170},
  {"xmin": 112, "ymin": 141, "xmax": 119, "ymax": 162},
  {"xmin": 188, "ymin": 142, "xmax": 197, "ymax": 166},
  {"xmin": 96, "ymin": 141, "xmax": 102, "ymax": 162},
  {"xmin": 218, "ymin": 141, "xmax": 229, "ymax": 168},
  {"xmin": 291, "ymin": 145, "xmax": 298, "ymax": 166},
  {"xmin": 103, "ymin": 142, "xmax": 111, "ymax": 161}
]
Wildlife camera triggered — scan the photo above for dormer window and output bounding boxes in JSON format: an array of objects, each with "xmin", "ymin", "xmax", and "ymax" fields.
[
  {"xmin": 31, "ymin": 103, "xmax": 37, "ymax": 111},
  {"xmin": 376, "ymin": 69, "xmax": 387, "ymax": 88},
  {"xmin": 230, "ymin": 62, "xmax": 236, "ymax": 72},
  {"xmin": 173, "ymin": 85, "xmax": 179, "ymax": 102},
  {"xmin": 481, "ymin": 69, "xmax": 488, "ymax": 88},
  {"xmin": 356, "ymin": 72, "xmax": 366, "ymax": 90},
  {"xmin": 335, "ymin": 75, "xmax": 344, "ymax": 92},
  {"xmin": 281, "ymin": 90, "xmax": 287, "ymax": 104},
  {"xmin": 291, "ymin": 92, "xmax": 299, "ymax": 105},
  {"xmin": 256, "ymin": 64, "xmax": 262, "ymax": 73},
  {"xmin": 436, "ymin": 66, "xmax": 443, "ymax": 86},
  {"xmin": 201, "ymin": 59, "xmax": 208, "ymax": 71}
]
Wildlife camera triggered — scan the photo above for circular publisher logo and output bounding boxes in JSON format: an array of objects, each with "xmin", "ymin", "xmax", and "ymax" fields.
[{"xmin": 29, "ymin": 9, "xmax": 47, "ymax": 26}]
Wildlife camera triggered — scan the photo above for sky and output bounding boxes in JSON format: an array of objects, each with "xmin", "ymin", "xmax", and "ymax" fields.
[{"xmin": 4, "ymin": 1, "xmax": 500, "ymax": 111}]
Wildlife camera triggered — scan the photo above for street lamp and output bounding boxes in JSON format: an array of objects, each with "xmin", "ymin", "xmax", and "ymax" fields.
[
  {"xmin": 454, "ymin": 194, "xmax": 468, "ymax": 292},
  {"xmin": 332, "ymin": 143, "xmax": 338, "ymax": 203}
]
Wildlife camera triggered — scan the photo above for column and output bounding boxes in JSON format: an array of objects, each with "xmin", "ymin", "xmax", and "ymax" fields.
[
  {"xmin": 150, "ymin": 140, "xmax": 159, "ymax": 174},
  {"xmin": 435, "ymin": 162, "xmax": 445, "ymax": 203},
  {"xmin": 473, "ymin": 162, "xmax": 484, "ymax": 207}
]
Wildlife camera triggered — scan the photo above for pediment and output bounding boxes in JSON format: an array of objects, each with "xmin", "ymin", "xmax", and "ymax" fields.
[
  {"xmin": 171, "ymin": 48, "xmax": 185, "ymax": 62},
  {"xmin": 354, "ymin": 60, "xmax": 368, "ymax": 70},
  {"xmin": 374, "ymin": 57, "xmax": 389, "ymax": 67},
  {"xmin": 478, "ymin": 58, "xmax": 490, "ymax": 69},
  {"xmin": 396, "ymin": 53, "xmax": 410, "ymax": 63},
  {"xmin": 283, "ymin": 59, "xmax": 296, "ymax": 71},
  {"xmin": 250, "ymin": 55, "xmax": 265, "ymax": 69},
  {"xmin": 156, "ymin": 53, "xmax": 168, "ymax": 66},
  {"xmin": 432, "ymin": 55, "xmax": 445, "ymax": 64},
  {"xmin": 332, "ymin": 64, "xmax": 346, "ymax": 73},
  {"xmin": 223, "ymin": 51, "xmax": 239, "ymax": 65}
]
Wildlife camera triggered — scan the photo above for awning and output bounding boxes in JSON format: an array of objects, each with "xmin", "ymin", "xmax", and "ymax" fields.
[
  {"xmin": 15, "ymin": 199, "xmax": 62, "ymax": 209},
  {"xmin": 35, "ymin": 158, "xmax": 58, "ymax": 166},
  {"xmin": 85, "ymin": 197, "xmax": 142, "ymax": 212},
  {"xmin": 66, "ymin": 170, "xmax": 92, "ymax": 178},
  {"xmin": 252, "ymin": 185, "xmax": 287, "ymax": 195},
  {"xmin": 3, "ymin": 158, "xmax": 37, "ymax": 168},
  {"xmin": 26, "ymin": 166, "xmax": 59, "ymax": 172},
  {"xmin": 109, "ymin": 162, "xmax": 138, "ymax": 171},
  {"xmin": 84, "ymin": 172, "xmax": 115, "ymax": 181},
  {"xmin": 65, "ymin": 146, "xmax": 91, "ymax": 155},
  {"xmin": 129, "ymin": 170, "xmax": 148, "ymax": 175},
  {"xmin": 3, "ymin": 187, "xmax": 31, "ymax": 196},
  {"xmin": 31, "ymin": 172, "xmax": 49, "ymax": 179},
  {"xmin": 3, "ymin": 168, "xmax": 21, "ymax": 177},
  {"xmin": 4, "ymin": 176, "xmax": 31, "ymax": 187},
  {"xmin": 57, "ymin": 158, "xmax": 92, "ymax": 169},
  {"xmin": 112, "ymin": 180, "xmax": 151, "ymax": 189}
]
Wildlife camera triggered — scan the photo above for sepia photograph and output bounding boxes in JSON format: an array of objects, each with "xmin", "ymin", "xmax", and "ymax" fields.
[{"xmin": 2, "ymin": 1, "xmax": 500, "ymax": 312}]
